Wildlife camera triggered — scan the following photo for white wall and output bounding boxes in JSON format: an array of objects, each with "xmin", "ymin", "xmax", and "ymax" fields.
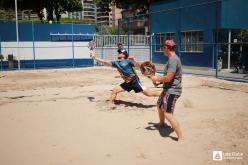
[{"xmin": 1, "ymin": 42, "xmax": 91, "ymax": 61}]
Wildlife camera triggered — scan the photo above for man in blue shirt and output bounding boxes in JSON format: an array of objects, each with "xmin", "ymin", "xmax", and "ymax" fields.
[{"xmin": 89, "ymin": 48, "xmax": 160, "ymax": 103}]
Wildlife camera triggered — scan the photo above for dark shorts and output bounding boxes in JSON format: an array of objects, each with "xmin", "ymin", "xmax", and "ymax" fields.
[
  {"xmin": 157, "ymin": 90, "xmax": 180, "ymax": 113},
  {"xmin": 120, "ymin": 78, "xmax": 144, "ymax": 93}
]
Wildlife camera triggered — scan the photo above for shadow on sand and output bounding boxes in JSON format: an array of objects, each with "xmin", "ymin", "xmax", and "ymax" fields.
[
  {"xmin": 145, "ymin": 122, "xmax": 178, "ymax": 141},
  {"xmin": 114, "ymin": 100, "xmax": 156, "ymax": 109}
]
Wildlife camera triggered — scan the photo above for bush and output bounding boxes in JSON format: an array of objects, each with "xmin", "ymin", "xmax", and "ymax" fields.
[{"xmin": 0, "ymin": 54, "xmax": 4, "ymax": 60}]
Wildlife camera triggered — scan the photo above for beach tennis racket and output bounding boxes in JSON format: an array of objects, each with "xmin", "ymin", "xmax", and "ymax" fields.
[
  {"xmin": 88, "ymin": 41, "xmax": 96, "ymax": 58},
  {"xmin": 88, "ymin": 41, "xmax": 96, "ymax": 51},
  {"xmin": 140, "ymin": 61, "xmax": 156, "ymax": 76}
]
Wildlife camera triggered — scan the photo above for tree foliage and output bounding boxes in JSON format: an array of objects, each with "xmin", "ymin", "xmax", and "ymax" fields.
[
  {"xmin": 0, "ymin": 0, "xmax": 82, "ymax": 22},
  {"xmin": 96, "ymin": 25, "xmax": 116, "ymax": 34},
  {"xmin": 0, "ymin": 9, "xmax": 15, "ymax": 20},
  {"xmin": 240, "ymin": 29, "xmax": 248, "ymax": 42},
  {"xmin": 95, "ymin": 0, "xmax": 150, "ymax": 14},
  {"xmin": 239, "ymin": 29, "xmax": 248, "ymax": 70}
]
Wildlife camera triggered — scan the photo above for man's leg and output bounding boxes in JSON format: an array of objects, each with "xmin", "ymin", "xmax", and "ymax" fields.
[
  {"xmin": 110, "ymin": 86, "xmax": 125, "ymax": 103},
  {"xmin": 159, "ymin": 92, "xmax": 183, "ymax": 140},
  {"xmin": 131, "ymin": 78, "xmax": 160, "ymax": 97},
  {"xmin": 142, "ymin": 89, "xmax": 161, "ymax": 97},
  {"xmin": 157, "ymin": 105, "xmax": 165, "ymax": 127},
  {"xmin": 164, "ymin": 112, "xmax": 183, "ymax": 140}
]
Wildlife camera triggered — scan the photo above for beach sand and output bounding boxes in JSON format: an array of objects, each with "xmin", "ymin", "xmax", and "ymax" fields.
[{"xmin": 0, "ymin": 67, "xmax": 247, "ymax": 165}]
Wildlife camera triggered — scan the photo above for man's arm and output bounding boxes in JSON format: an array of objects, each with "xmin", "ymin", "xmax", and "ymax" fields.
[
  {"xmin": 150, "ymin": 72, "xmax": 175, "ymax": 83},
  {"xmin": 90, "ymin": 50, "xmax": 112, "ymax": 66},
  {"xmin": 150, "ymin": 58, "xmax": 178, "ymax": 83},
  {"xmin": 128, "ymin": 56, "xmax": 140, "ymax": 68}
]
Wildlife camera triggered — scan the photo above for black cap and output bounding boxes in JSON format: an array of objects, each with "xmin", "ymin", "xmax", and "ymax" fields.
[{"xmin": 117, "ymin": 48, "xmax": 129, "ymax": 59}]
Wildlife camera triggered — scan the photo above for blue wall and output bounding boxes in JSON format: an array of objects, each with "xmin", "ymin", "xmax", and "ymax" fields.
[
  {"xmin": 221, "ymin": 0, "xmax": 248, "ymax": 28},
  {"xmin": 150, "ymin": 0, "xmax": 221, "ymax": 67},
  {"xmin": 0, "ymin": 59, "xmax": 94, "ymax": 70},
  {"xmin": 0, "ymin": 21, "xmax": 96, "ymax": 41},
  {"xmin": 0, "ymin": 22, "xmax": 96, "ymax": 69}
]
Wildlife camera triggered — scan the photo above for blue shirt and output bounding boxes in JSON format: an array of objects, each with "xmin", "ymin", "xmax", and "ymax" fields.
[{"xmin": 111, "ymin": 60, "xmax": 136, "ymax": 79}]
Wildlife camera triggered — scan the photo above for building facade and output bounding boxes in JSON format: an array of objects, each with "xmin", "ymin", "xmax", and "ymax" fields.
[
  {"xmin": 67, "ymin": 0, "xmax": 121, "ymax": 26},
  {"xmin": 150, "ymin": 0, "xmax": 248, "ymax": 69},
  {"xmin": 67, "ymin": 0, "xmax": 96, "ymax": 22},
  {"xmin": 120, "ymin": 10, "xmax": 148, "ymax": 35}
]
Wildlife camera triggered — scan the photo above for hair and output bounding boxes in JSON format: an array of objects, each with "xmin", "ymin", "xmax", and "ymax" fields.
[{"xmin": 167, "ymin": 45, "xmax": 175, "ymax": 51}]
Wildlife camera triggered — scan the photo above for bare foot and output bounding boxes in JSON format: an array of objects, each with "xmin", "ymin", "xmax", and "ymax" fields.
[
  {"xmin": 106, "ymin": 99, "xmax": 116, "ymax": 105},
  {"xmin": 177, "ymin": 136, "xmax": 185, "ymax": 142}
]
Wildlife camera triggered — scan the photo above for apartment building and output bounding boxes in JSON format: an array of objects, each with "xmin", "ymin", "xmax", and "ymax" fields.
[{"xmin": 67, "ymin": 0, "xmax": 121, "ymax": 26}]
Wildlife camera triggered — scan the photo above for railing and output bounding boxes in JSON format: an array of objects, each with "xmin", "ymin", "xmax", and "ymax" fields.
[{"xmin": 94, "ymin": 35, "xmax": 150, "ymax": 47}]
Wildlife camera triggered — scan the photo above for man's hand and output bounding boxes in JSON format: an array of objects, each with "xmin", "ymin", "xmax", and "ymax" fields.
[
  {"xmin": 128, "ymin": 56, "xmax": 135, "ymax": 61},
  {"xmin": 149, "ymin": 75, "xmax": 157, "ymax": 85},
  {"xmin": 153, "ymin": 81, "xmax": 162, "ymax": 87},
  {"xmin": 148, "ymin": 72, "xmax": 175, "ymax": 84},
  {"xmin": 89, "ymin": 50, "xmax": 95, "ymax": 59},
  {"xmin": 128, "ymin": 56, "xmax": 140, "ymax": 67}
]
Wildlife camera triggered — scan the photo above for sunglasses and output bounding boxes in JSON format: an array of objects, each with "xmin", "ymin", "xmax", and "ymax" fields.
[
  {"xmin": 118, "ymin": 56, "xmax": 125, "ymax": 60},
  {"xmin": 161, "ymin": 45, "xmax": 167, "ymax": 49}
]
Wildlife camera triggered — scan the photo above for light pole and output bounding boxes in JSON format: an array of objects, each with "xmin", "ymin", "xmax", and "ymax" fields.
[{"xmin": 15, "ymin": 0, "xmax": 20, "ymax": 70}]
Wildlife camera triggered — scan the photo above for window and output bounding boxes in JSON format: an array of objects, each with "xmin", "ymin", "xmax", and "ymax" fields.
[
  {"xmin": 155, "ymin": 32, "xmax": 175, "ymax": 52},
  {"xmin": 181, "ymin": 31, "xmax": 203, "ymax": 52}
]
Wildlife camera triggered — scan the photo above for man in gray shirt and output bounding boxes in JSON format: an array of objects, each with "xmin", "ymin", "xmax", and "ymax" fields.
[{"xmin": 149, "ymin": 40, "xmax": 183, "ymax": 141}]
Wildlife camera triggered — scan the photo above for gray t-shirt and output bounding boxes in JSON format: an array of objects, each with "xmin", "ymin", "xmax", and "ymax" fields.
[{"xmin": 163, "ymin": 55, "xmax": 182, "ymax": 95}]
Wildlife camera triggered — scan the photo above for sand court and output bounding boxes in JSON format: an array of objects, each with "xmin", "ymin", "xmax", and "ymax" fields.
[{"xmin": 0, "ymin": 67, "xmax": 247, "ymax": 165}]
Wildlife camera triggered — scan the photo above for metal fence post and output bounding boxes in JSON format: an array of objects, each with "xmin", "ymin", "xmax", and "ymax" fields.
[
  {"xmin": 32, "ymin": 21, "xmax": 36, "ymax": 69},
  {"xmin": 101, "ymin": 35, "xmax": 104, "ymax": 60},
  {"xmin": 0, "ymin": 36, "xmax": 2, "ymax": 71},
  {"xmin": 72, "ymin": 22, "xmax": 75, "ymax": 67},
  {"xmin": 150, "ymin": 33, "xmax": 153, "ymax": 62},
  {"xmin": 215, "ymin": 43, "xmax": 219, "ymax": 78},
  {"xmin": 127, "ymin": 18, "xmax": 130, "ymax": 53},
  {"xmin": 212, "ymin": 43, "xmax": 215, "ymax": 70}
]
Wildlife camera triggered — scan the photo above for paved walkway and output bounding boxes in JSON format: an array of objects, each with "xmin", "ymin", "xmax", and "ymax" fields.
[{"xmin": 155, "ymin": 64, "xmax": 248, "ymax": 82}]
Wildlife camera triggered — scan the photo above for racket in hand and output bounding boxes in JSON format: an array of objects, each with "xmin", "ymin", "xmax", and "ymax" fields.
[
  {"xmin": 88, "ymin": 41, "xmax": 96, "ymax": 58},
  {"xmin": 88, "ymin": 41, "xmax": 96, "ymax": 51},
  {"xmin": 140, "ymin": 61, "xmax": 156, "ymax": 77}
]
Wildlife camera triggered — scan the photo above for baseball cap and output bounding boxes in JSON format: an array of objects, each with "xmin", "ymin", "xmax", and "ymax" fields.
[
  {"xmin": 164, "ymin": 40, "xmax": 176, "ymax": 47},
  {"xmin": 117, "ymin": 48, "xmax": 129, "ymax": 58}
]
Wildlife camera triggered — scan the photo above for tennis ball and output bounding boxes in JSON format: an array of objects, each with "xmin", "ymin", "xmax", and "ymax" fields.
[{"xmin": 48, "ymin": 20, "xmax": 52, "ymax": 24}]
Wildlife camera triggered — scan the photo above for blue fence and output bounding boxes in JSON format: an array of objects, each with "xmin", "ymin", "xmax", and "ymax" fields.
[
  {"xmin": 0, "ymin": 21, "xmax": 95, "ymax": 70},
  {"xmin": 0, "ymin": 21, "xmax": 247, "ymax": 82},
  {"xmin": 149, "ymin": 0, "xmax": 248, "ymax": 82},
  {"xmin": 0, "ymin": 21, "xmax": 95, "ymax": 41}
]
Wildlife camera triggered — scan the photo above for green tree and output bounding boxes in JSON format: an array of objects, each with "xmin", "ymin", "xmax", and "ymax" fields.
[
  {"xmin": 46, "ymin": 0, "xmax": 83, "ymax": 22},
  {"xmin": 96, "ymin": 25, "xmax": 116, "ymax": 34},
  {"xmin": 95, "ymin": 0, "xmax": 150, "ymax": 14},
  {"xmin": 239, "ymin": 29, "xmax": 248, "ymax": 70},
  {"xmin": 240, "ymin": 29, "xmax": 248, "ymax": 42},
  {"xmin": 0, "ymin": 9, "xmax": 15, "ymax": 20},
  {"xmin": 0, "ymin": 0, "xmax": 82, "ymax": 22}
]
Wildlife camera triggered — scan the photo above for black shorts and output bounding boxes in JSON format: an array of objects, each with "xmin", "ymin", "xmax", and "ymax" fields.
[
  {"xmin": 157, "ymin": 90, "xmax": 180, "ymax": 113},
  {"xmin": 120, "ymin": 78, "xmax": 144, "ymax": 93}
]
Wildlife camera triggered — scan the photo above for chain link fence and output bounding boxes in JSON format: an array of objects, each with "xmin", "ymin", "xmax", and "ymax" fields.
[{"xmin": 0, "ymin": 21, "xmax": 247, "ymax": 82}]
